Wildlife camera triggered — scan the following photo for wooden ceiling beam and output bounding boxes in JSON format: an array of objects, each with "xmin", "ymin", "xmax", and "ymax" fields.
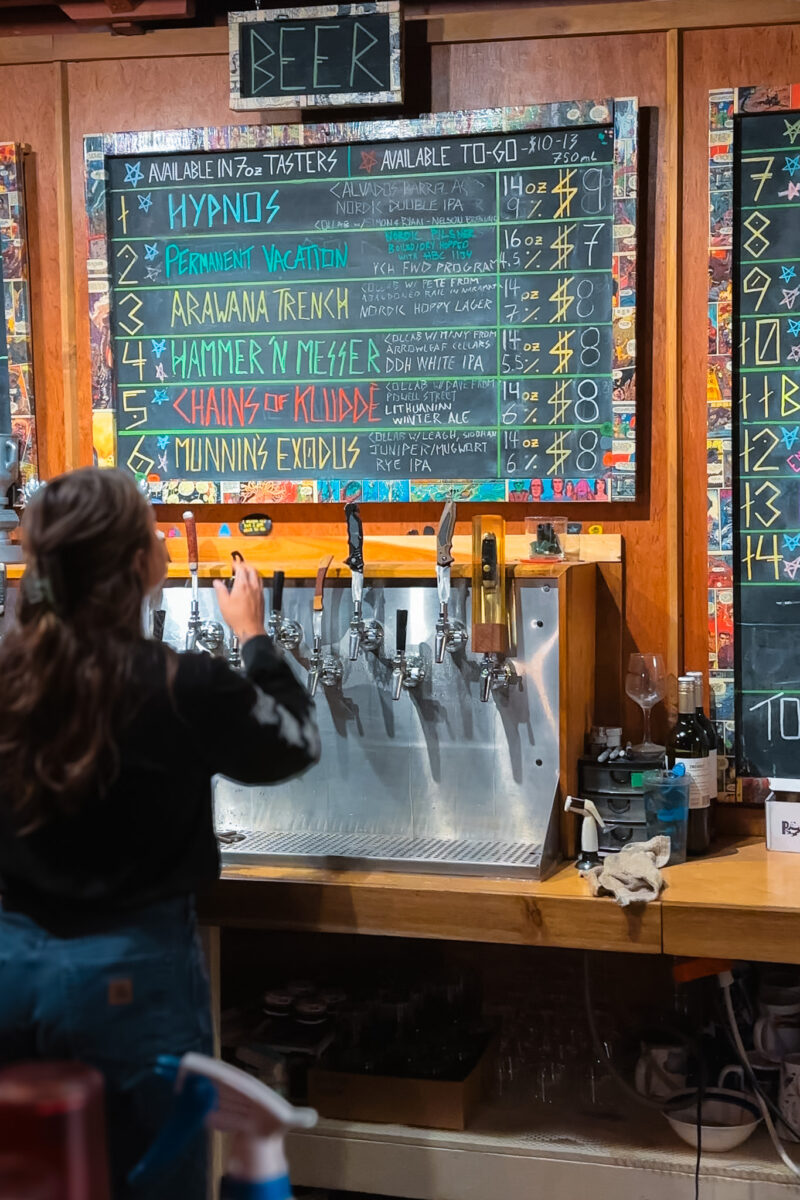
[
  {"xmin": 414, "ymin": 0, "xmax": 800, "ymax": 41},
  {"xmin": 0, "ymin": 22, "xmax": 219, "ymax": 59},
  {"xmin": 59, "ymin": 0, "xmax": 189, "ymax": 20}
]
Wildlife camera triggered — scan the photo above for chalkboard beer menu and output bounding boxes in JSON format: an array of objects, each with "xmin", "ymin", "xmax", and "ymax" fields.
[
  {"xmin": 85, "ymin": 101, "xmax": 638, "ymax": 503},
  {"xmin": 734, "ymin": 109, "xmax": 800, "ymax": 781}
]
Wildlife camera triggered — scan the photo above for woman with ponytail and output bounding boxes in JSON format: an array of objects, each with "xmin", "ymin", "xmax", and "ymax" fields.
[{"xmin": 0, "ymin": 467, "xmax": 320, "ymax": 1198}]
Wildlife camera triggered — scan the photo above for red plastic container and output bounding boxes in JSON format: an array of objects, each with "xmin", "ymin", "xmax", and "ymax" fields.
[{"xmin": 0, "ymin": 1063, "xmax": 110, "ymax": 1200}]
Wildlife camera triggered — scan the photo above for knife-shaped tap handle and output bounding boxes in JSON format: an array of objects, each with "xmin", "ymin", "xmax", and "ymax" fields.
[
  {"xmin": 314, "ymin": 554, "xmax": 333, "ymax": 612},
  {"xmin": 396, "ymin": 609, "xmax": 408, "ymax": 656},
  {"xmin": 344, "ymin": 502, "xmax": 364, "ymax": 573},
  {"xmin": 272, "ymin": 570, "xmax": 285, "ymax": 614},
  {"xmin": 437, "ymin": 499, "xmax": 456, "ymax": 567},
  {"xmin": 183, "ymin": 510, "xmax": 198, "ymax": 571}
]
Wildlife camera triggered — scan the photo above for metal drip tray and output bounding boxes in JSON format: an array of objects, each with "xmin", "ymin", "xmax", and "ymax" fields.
[{"xmin": 218, "ymin": 829, "xmax": 545, "ymax": 879}]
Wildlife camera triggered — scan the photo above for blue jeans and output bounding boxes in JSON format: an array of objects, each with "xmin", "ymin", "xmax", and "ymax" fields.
[{"xmin": 0, "ymin": 897, "xmax": 213, "ymax": 1200}]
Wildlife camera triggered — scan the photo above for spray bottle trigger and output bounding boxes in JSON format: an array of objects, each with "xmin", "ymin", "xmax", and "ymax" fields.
[{"xmin": 127, "ymin": 1073, "xmax": 217, "ymax": 1189}]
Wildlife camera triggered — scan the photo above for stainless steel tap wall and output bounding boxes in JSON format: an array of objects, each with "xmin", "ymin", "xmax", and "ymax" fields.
[{"xmin": 0, "ymin": 577, "xmax": 563, "ymax": 878}]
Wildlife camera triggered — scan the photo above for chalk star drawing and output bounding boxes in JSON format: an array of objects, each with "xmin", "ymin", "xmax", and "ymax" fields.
[
  {"xmin": 786, "ymin": 118, "xmax": 800, "ymax": 145},
  {"xmin": 781, "ymin": 426, "xmax": 800, "ymax": 450},
  {"xmin": 124, "ymin": 161, "xmax": 144, "ymax": 187},
  {"xmin": 151, "ymin": 338, "xmax": 166, "ymax": 358},
  {"xmin": 155, "ymin": 362, "xmax": 167, "ymax": 381},
  {"xmin": 789, "ymin": 318, "xmax": 800, "ymax": 337},
  {"xmin": 145, "ymin": 266, "xmax": 161, "ymax": 281},
  {"xmin": 788, "ymin": 344, "xmax": 800, "ymax": 363},
  {"xmin": 785, "ymin": 534, "xmax": 800, "ymax": 553},
  {"xmin": 156, "ymin": 435, "xmax": 170, "ymax": 451},
  {"xmin": 783, "ymin": 265, "xmax": 798, "ymax": 282},
  {"xmin": 784, "ymin": 555, "xmax": 800, "ymax": 580},
  {"xmin": 138, "ymin": 193, "xmax": 153, "ymax": 213},
  {"xmin": 144, "ymin": 243, "xmax": 159, "ymax": 261},
  {"xmin": 157, "ymin": 451, "xmax": 169, "ymax": 472},
  {"xmin": 359, "ymin": 149, "xmax": 379, "ymax": 174},
  {"xmin": 151, "ymin": 389, "xmax": 169, "ymax": 405},
  {"xmin": 780, "ymin": 182, "xmax": 800, "ymax": 200},
  {"xmin": 785, "ymin": 155, "xmax": 800, "ymax": 177},
  {"xmin": 781, "ymin": 285, "xmax": 800, "ymax": 309}
]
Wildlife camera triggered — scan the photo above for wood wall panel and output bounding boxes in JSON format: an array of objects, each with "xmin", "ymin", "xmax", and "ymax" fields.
[
  {"xmin": 681, "ymin": 24, "xmax": 800, "ymax": 686},
  {"xmin": 437, "ymin": 34, "xmax": 673, "ymax": 735},
  {"xmin": 0, "ymin": 62, "xmax": 66, "ymax": 479}
]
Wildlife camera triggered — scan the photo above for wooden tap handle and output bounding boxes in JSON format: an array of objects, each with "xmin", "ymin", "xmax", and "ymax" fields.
[{"xmin": 182, "ymin": 510, "xmax": 198, "ymax": 570}]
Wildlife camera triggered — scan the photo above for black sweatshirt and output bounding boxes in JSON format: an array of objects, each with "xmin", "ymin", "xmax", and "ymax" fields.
[{"xmin": 0, "ymin": 635, "xmax": 320, "ymax": 928}]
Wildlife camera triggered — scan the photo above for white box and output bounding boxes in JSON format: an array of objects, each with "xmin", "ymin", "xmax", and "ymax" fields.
[{"xmin": 766, "ymin": 797, "xmax": 800, "ymax": 852}]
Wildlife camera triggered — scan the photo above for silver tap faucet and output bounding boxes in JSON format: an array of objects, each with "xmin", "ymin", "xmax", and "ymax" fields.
[
  {"xmin": 392, "ymin": 609, "xmax": 424, "ymax": 700},
  {"xmin": 344, "ymin": 502, "xmax": 382, "ymax": 660},
  {"xmin": 308, "ymin": 555, "xmax": 333, "ymax": 697},
  {"xmin": 183, "ymin": 509, "xmax": 201, "ymax": 652},
  {"xmin": 434, "ymin": 499, "xmax": 467, "ymax": 663},
  {"xmin": 480, "ymin": 652, "xmax": 515, "ymax": 703},
  {"xmin": 392, "ymin": 608, "xmax": 408, "ymax": 701}
]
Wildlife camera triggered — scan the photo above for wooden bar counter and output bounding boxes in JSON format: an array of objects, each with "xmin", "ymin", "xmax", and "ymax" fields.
[
  {"xmin": 198, "ymin": 840, "xmax": 800, "ymax": 963},
  {"xmin": 200, "ymin": 858, "xmax": 662, "ymax": 953},
  {"xmin": 661, "ymin": 839, "xmax": 800, "ymax": 965}
]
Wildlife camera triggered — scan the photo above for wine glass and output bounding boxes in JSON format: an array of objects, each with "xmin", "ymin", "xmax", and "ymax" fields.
[{"xmin": 625, "ymin": 653, "xmax": 666, "ymax": 753}]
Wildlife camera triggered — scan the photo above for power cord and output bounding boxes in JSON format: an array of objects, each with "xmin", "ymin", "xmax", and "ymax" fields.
[{"xmin": 718, "ymin": 970, "xmax": 800, "ymax": 1181}]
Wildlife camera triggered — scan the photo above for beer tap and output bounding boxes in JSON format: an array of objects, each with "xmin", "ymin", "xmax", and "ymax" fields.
[
  {"xmin": 183, "ymin": 510, "xmax": 201, "ymax": 652},
  {"xmin": 434, "ymin": 499, "xmax": 467, "ymax": 663},
  {"xmin": 267, "ymin": 571, "xmax": 303, "ymax": 651},
  {"xmin": 472, "ymin": 517, "xmax": 515, "ymax": 703},
  {"xmin": 392, "ymin": 608, "xmax": 424, "ymax": 700},
  {"xmin": 183, "ymin": 510, "xmax": 225, "ymax": 655},
  {"xmin": 308, "ymin": 554, "xmax": 335, "ymax": 697},
  {"xmin": 344, "ymin": 502, "xmax": 382, "ymax": 660},
  {"xmin": 226, "ymin": 551, "xmax": 244, "ymax": 669}
]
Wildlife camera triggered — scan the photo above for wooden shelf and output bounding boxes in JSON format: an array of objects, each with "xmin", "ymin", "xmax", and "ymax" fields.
[
  {"xmin": 661, "ymin": 839, "xmax": 800, "ymax": 964},
  {"xmin": 286, "ymin": 1096, "xmax": 796, "ymax": 1200},
  {"xmin": 200, "ymin": 839, "xmax": 800, "ymax": 963},
  {"xmin": 200, "ymin": 859, "xmax": 661, "ymax": 954},
  {"xmin": 5, "ymin": 531, "xmax": 619, "ymax": 581}
]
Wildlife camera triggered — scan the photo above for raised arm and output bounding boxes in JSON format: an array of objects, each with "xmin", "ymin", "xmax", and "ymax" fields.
[{"xmin": 174, "ymin": 562, "xmax": 320, "ymax": 785}]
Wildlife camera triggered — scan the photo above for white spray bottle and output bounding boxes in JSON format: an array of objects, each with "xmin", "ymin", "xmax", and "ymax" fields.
[{"xmin": 129, "ymin": 1052, "xmax": 317, "ymax": 1199}]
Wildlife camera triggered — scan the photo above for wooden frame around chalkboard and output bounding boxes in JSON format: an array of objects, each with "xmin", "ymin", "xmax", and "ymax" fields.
[
  {"xmin": 0, "ymin": 143, "xmax": 38, "ymax": 500},
  {"xmin": 84, "ymin": 100, "xmax": 638, "ymax": 505},
  {"xmin": 706, "ymin": 83, "xmax": 800, "ymax": 803}
]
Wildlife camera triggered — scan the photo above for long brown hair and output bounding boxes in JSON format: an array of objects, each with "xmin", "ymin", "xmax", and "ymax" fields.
[{"xmin": 0, "ymin": 467, "xmax": 159, "ymax": 830}]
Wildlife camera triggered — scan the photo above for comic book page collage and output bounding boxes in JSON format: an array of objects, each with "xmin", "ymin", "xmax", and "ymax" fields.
[{"xmin": 0, "ymin": 143, "xmax": 37, "ymax": 496}]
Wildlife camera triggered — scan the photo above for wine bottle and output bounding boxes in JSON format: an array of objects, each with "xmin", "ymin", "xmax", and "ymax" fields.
[
  {"xmin": 687, "ymin": 671, "xmax": 719, "ymax": 805},
  {"xmin": 667, "ymin": 676, "xmax": 712, "ymax": 856}
]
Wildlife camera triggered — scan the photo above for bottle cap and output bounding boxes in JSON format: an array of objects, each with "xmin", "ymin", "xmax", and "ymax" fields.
[{"xmin": 677, "ymin": 676, "xmax": 694, "ymax": 711}]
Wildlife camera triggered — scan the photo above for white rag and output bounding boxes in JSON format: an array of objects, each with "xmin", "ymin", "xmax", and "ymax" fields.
[{"xmin": 581, "ymin": 836, "xmax": 671, "ymax": 907}]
